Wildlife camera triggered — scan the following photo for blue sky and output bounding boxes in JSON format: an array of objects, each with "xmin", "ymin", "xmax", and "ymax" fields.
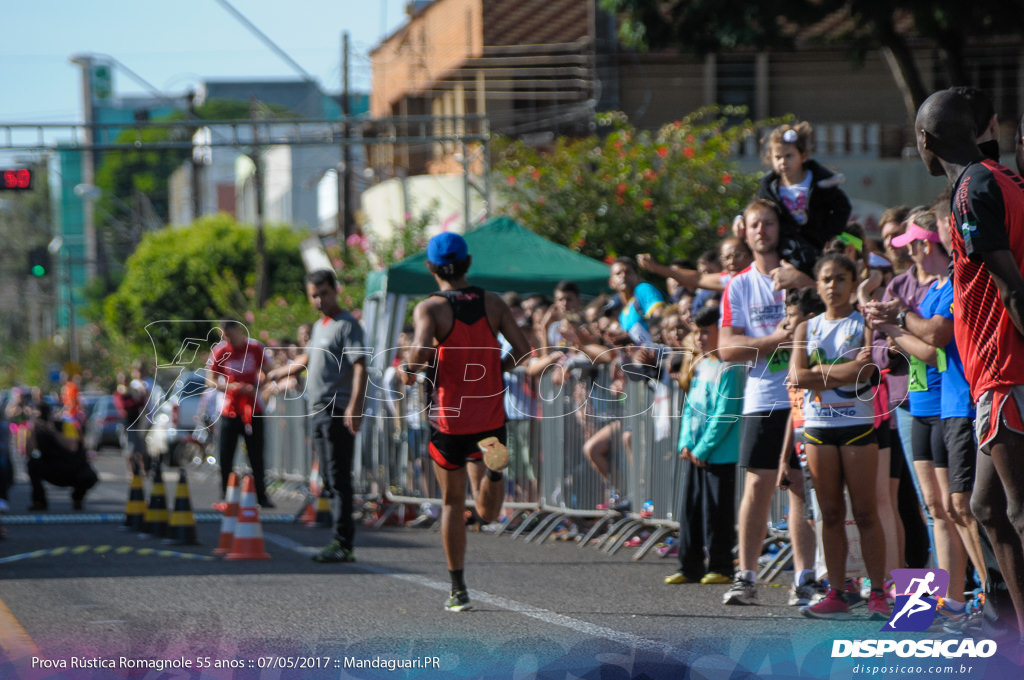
[{"xmin": 0, "ymin": 0, "xmax": 409, "ymax": 122}]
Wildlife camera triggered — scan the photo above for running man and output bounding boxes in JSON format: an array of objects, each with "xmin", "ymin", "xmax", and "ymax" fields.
[
  {"xmin": 399, "ymin": 232, "xmax": 533, "ymax": 611},
  {"xmin": 889, "ymin": 572, "xmax": 940, "ymax": 626}
]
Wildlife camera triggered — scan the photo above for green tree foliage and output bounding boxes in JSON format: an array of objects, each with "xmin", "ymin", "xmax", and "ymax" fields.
[
  {"xmin": 495, "ymin": 107, "xmax": 779, "ymax": 264},
  {"xmin": 101, "ymin": 214, "xmax": 309, "ymax": 362},
  {"xmin": 602, "ymin": 0, "xmax": 1024, "ymax": 122}
]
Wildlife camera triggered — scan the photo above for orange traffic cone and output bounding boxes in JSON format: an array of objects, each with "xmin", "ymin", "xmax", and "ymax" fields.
[
  {"xmin": 213, "ymin": 472, "xmax": 240, "ymax": 555},
  {"xmin": 122, "ymin": 474, "xmax": 146, "ymax": 532},
  {"xmin": 225, "ymin": 475, "xmax": 271, "ymax": 561},
  {"xmin": 165, "ymin": 469, "xmax": 199, "ymax": 546}
]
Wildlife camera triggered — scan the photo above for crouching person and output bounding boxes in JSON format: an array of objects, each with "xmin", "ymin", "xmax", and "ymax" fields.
[{"xmin": 27, "ymin": 401, "xmax": 98, "ymax": 511}]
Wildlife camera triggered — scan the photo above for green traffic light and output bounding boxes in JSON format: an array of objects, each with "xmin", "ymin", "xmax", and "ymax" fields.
[{"xmin": 31, "ymin": 264, "xmax": 46, "ymax": 277}]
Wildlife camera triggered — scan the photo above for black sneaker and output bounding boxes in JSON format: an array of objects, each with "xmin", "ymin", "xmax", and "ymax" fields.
[
  {"xmin": 446, "ymin": 589, "xmax": 471, "ymax": 612},
  {"xmin": 312, "ymin": 541, "xmax": 355, "ymax": 563}
]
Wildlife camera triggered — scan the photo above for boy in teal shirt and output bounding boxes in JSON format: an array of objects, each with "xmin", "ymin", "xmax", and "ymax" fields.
[{"xmin": 666, "ymin": 305, "xmax": 746, "ymax": 585}]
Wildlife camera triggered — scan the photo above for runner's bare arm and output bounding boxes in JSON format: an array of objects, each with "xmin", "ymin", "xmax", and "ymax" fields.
[
  {"xmin": 982, "ymin": 249, "xmax": 1024, "ymax": 338},
  {"xmin": 401, "ymin": 300, "xmax": 439, "ymax": 383}
]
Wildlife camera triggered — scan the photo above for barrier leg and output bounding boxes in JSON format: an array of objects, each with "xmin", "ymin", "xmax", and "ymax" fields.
[
  {"xmin": 593, "ymin": 515, "xmax": 635, "ymax": 550},
  {"xmin": 603, "ymin": 520, "xmax": 644, "ymax": 554},
  {"xmin": 510, "ymin": 509, "xmax": 548, "ymax": 540},
  {"xmin": 528, "ymin": 513, "xmax": 572, "ymax": 544},
  {"xmin": 578, "ymin": 514, "xmax": 615, "ymax": 549},
  {"xmin": 488, "ymin": 508, "xmax": 532, "ymax": 537},
  {"xmin": 525, "ymin": 512, "xmax": 566, "ymax": 543},
  {"xmin": 760, "ymin": 542, "xmax": 794, "ymax": 582},
  {"xmin": 631, "ymin": 525, "xmax": 674, "ymax": 561},
  {"xmin": 373, "ymin": 502, "xmax": 405, "ymax": 529}
]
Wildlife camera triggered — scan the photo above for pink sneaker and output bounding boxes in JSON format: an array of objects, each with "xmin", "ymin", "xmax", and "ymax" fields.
[
  {"xmin": 801, "ymin": 589, "xmax": 851, "ymax": 620},
  {"xmin": 868, "ymin": 591, "xmax": 891, "ymax": 620}
]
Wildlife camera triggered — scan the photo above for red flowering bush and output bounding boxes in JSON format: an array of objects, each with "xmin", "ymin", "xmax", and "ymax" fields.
[{"xmin": 495, "ymin": 106, "xmax": 785, "ymax": 263}]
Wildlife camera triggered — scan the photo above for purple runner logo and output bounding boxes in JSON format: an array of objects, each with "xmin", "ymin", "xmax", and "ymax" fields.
[{"xmin": 883, "ymin": 568, "xmax": 949, "ymax": 632}]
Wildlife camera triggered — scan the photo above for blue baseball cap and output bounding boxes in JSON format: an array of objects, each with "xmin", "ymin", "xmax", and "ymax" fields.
[{"xmin": 427, "ymin": 232, "xmax": 469, "ymax": 265}]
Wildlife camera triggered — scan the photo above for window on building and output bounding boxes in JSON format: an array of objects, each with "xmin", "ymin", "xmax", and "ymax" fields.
[{"xmin": 716, "ymin": 55, "xmax": 756, "ymax": 120}]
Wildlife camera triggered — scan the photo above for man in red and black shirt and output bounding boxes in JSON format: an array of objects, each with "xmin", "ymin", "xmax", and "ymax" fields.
[
  {"xmin": 400, "ymin": 233, "xmax": 532, "ymax": 612},
  {"xmin": 917, "ymin": 88, "xmax": 1024, "ymax": 645},
  {"xmin": 205, "ymin": 320, "xmax": 275, "ymax": 508}
]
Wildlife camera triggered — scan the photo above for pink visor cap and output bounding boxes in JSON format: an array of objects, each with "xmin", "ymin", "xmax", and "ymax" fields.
[{"xmin": 891, "ymin": 222, "xmax": 941, "ymax": 248}]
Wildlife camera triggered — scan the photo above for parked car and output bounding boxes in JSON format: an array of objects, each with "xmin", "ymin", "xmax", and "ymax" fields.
[
  {"xmin": 84, "ymin": 395, "xmax": 125, "ymax": 450},
  {"xmin": 146, "ymin": 371, "xmax": 212, "ymax": 467}
]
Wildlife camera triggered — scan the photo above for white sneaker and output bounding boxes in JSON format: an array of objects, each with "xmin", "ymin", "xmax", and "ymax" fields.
[{"xmin": 723, "ymin": 575, "xmax": 758, "ymax": 605}]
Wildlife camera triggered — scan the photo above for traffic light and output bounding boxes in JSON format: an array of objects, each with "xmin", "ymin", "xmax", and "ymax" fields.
[
  {"xmin": 28, "ymin": 246, "xmax": 50, "ymax": 278},
  {"xmin": 0, "ymin": 168, "xmax": 32, "ymax": 191}
]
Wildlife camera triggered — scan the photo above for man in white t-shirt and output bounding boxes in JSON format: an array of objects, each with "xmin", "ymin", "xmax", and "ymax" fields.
[{"xmin": 718, "ymin": 198, "xmax": 816, "ymax": 605}]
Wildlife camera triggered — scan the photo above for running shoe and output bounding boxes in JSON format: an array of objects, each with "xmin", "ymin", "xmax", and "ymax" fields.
[
  {"xmin": 312, "ymin": 541, "xmax": 356, "ymax": 563},
  {"xmin": 789, "ymin": 582, "xmax": 818, "ymax": 606},
  {"xmin": 664, "ymin": 571, "xmax": 692, "ymax": 585},
  {"xmin": 845, "ymin": 578, "xmax": 865, "ymax": 609},
  {"xmin": 446, "ymin": 589, "xmax": 472, "ymax": 612},
  {"xmin": 929, "ymin": 598, "xmax": 967, "ymax": 631},
  {"xmin": 801, "ymin": 589, "xmax": 850, "ymax": 620},
  {"xmin": 868, "ymin": 591, "xmax": 891, "ymax": 621},
  {"xmin": 943, "ymin": 608, "xmax": 982, "ymax": 636},
  {"xmin": 700, "ymin": 572, "xmax": 731, "ymax": 585},
  {"xmin": 723, "ymin": 574, "xmax": 758, "ymax": 605},
  {"xmin": 808, "ymin": 580, "xmax": 830, "ymax": 605}
]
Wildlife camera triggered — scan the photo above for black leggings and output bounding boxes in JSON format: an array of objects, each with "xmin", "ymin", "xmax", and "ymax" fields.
[{"xmin": 219, "ymin": 416, "xmax": 268, "ymax": 503}]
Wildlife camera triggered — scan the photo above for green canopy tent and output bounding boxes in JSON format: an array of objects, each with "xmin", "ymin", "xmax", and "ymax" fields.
[
  {"xmin": 365, "ymin": 216, "xmax": 610, "ymax": 298},
  {"xmin": 362, "ymin": 216, "xmax": 611, "ymax": 373}
]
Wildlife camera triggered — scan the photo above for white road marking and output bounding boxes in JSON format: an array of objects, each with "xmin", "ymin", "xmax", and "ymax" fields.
[{"xmin": 263, "ymin": 532, "xmax": 683, "ymax": 661}]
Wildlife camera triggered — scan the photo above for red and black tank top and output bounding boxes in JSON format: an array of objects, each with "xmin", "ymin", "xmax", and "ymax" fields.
[{"xmin": 427, "ymin": 286, "xmax": 506, "ymax": 434}]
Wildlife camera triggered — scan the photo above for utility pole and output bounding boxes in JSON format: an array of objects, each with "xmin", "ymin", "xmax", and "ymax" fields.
[
  {"xmin": 250, "ymin": 97, "xmax": 268, "ymax": 309},
  {"xmin": 340, "ymin": 31, "xmax": 354, "ymax": 241},
  {"xmin": 186, "ymin": 90, "xmax": 203, "ymax": 221},
  {"xmin": 69, "ymin": 54, "xmax": 98, "ymax": 280}
]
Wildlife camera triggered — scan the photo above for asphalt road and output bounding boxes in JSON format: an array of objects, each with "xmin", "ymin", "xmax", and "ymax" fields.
[{"xmin": 0, "ymin": 449, "xmax": 1019, "ymax": 680}]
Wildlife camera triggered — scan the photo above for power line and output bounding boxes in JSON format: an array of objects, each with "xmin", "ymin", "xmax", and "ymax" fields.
[{"xmin": 211, "ymin": 0, "xmax": 317, "ymax": 82}]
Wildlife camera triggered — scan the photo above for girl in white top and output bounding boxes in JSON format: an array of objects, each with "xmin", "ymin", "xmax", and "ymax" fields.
[{"xmin": 790, "ymin": 253, "xmax": 888, "ymax": 621}]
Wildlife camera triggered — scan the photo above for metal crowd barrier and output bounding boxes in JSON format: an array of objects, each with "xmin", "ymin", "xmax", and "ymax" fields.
[
  {"xmin": 512, "ymin": 363, "xmax": 627, "ymax": 544},
  {"xmin": 263, "ymin": 392, "xmax": 312, "ymax": 483},
  {"xmin": 258, "ymin": 359, "xmax": 799, "ymax": 578},
  {"xmin": 614, "ymin": 376, "xmax": 684, "ymax": 560}
]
